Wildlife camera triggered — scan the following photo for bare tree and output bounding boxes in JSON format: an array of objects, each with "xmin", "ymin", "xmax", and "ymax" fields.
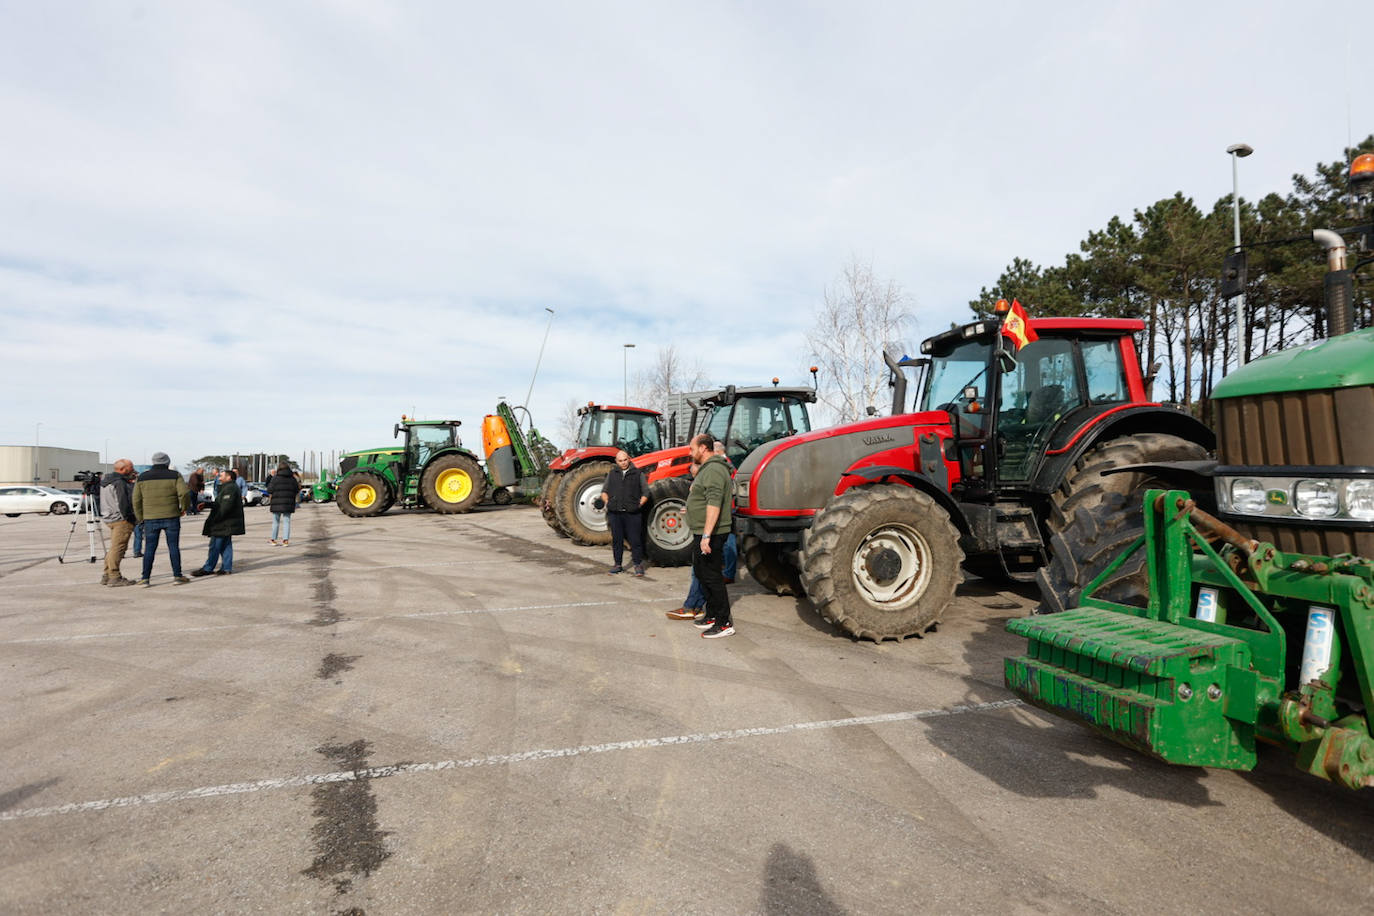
[
  {"xmin": 807, "ymin": 257, "xmax": 915, "ymax": 422},
  {"xmin": 631, "ymin": 345, "xmax": 710, "ymax": 415},
  {"xmin": 557, "ymin": 398, "xmax": 583, "ymax": 448}
]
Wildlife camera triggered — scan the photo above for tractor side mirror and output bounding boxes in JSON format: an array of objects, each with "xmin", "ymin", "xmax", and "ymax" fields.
[
  {"xmin": 393, "ymin": 425, "xmax": 403, "ymax": 439},
  {"xmin": 997, "ymin": 348, "xmax": 1018, "ymax": 374},
  {"xmin": 866, "ymin": 405, "xmax": 877, "ymax": 416}
]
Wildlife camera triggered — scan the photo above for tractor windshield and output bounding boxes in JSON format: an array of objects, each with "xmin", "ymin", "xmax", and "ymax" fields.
[
  {"xmin": 921, "ymin": 339, "xmax": 993, "ymax": 412},
  {"xmin": 579, "ymin": 410, "xmax": 661, "ymax": 456},
  {"xmin": 715, "ymin": 395, "xmax": 813, "ymax": 466}
]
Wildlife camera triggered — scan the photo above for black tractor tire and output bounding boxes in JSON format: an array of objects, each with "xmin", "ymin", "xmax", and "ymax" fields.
[
  {"xmin": 337, "ymin": 472, "xmax": 391, "ymax": 518},
  {"xmin": 1048, "ymin": 433, "xmax": 1208, "ymax": 535},
  {"xmin": 421, "ymin": 453, "xmax": 486, "ymax": 514},
  {"xmin": 492, "ymin": 487, "xmax": 513, "ymax": 506},
  {"xmin": 541, "ymin": 472, "xmax": 567, "ymax": 536},
  {"xmin": 643, "ymin": 476, "xmax": 694, "ymax": 566},
  {"xmin": 555, "ymin": 460, "xmax": 614, "ymax": 546},
  {"xmin": 50, "ymin": 502, "xmax": 71, "ymax": 515},
  {"xmin": 799, "ymin": 485, "xmax": 963, "ymax": 641},
  {"xmin": 1036, "ymin": 491, "xmax": 1149, "ymax": 615},
  {"xmin": 741, "ymin": 534, "xmax": 802, "ymax": 596}
]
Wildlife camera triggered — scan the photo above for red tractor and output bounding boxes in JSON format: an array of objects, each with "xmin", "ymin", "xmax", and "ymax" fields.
[
  {"xmin": 548, "ymin": 385, "xmax": 817, "ymax": 567},
  {"xmin": 733, "ymin": 309, "xmax": 1214, "ymax": 640}
]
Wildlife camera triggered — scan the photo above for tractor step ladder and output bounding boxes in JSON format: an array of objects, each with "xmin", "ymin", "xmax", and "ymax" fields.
[{"xmin": 1005, "ymin": 607, "xmax": 1259, "ymax": 769}]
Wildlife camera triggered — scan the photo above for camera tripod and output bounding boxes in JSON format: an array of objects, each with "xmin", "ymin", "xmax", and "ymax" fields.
[{"xmin": 58, "ymin": 492, "xmax": 105, "ymax": 564}]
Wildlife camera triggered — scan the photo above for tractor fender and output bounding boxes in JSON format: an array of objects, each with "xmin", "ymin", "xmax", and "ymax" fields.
[
  {"xmin": 835, "ymin": 465, "xmax": 971, "ymax": 537},
  {"xmin": 1033, "ymin": 405, "xmax": 1215, "ymax": 493}
]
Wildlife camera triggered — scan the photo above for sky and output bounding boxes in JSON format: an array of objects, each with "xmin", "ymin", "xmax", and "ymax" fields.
[{"xmin": 2, "ymin": 1, "xmax": 1367, "ymax": 470}]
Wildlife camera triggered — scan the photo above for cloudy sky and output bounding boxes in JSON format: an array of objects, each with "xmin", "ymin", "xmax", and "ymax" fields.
[{"xmin": 1, "ymin": 1, "xmax": 1364, "ymax": 469}]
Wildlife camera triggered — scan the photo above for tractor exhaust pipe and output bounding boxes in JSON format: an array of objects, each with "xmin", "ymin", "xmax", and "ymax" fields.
[
  {"xmin": 1314, "ymin": 228, "xmax": 1355, "ymax": 338},
  {"xmin": 884, "ymin": 350, "xmax": 907, "ymax": 416}
]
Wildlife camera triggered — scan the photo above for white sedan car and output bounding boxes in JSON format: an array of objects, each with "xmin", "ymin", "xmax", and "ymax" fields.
[{"xmin": 0, "ymin": 485, "xmax": 83, "ymax": 517}]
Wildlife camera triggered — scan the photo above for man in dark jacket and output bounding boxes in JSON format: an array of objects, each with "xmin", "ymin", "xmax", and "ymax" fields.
[
  {"xmin": 99, "ymin": 459, "xmax": 139, "ymax": 587},
  {"xmin": 595, "ymin": 450, "xmax": 649, "ymax": 576},
  {"xmin": 266, "ymin": 462, "xmax": 301, "ymax": 546},
  {"xmin": 132, "ymin": 451, "xmax": 191, "ymax": 586},
  {"xmin": 193, "ymin": 469, "xmax": 245, "ymax": 576}
]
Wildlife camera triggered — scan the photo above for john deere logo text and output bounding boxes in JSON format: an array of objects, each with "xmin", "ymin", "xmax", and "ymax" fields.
[{"xmin": 863, "ymin": 434, "xmax": 895, "ymax": 446}]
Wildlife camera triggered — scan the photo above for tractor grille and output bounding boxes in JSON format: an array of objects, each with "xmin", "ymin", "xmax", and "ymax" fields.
[{"xmin": 1215, "ymin": 385, "xmax": 1374, "ymax": 556}]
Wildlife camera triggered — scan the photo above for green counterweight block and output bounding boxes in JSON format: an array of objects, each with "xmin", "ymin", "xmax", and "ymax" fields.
[{"xmin": 1005, "ymin": 608, "xmax": 1258, "ymax": 770}]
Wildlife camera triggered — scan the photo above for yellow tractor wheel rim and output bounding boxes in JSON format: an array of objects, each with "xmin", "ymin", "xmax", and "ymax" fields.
[
  {"xmin": 349, "ymin": 483, "xmax": 377, "ymax": 508},
  {"xmin": 435, "ymin": 469, "xmax": 472, "ymax": 503}
]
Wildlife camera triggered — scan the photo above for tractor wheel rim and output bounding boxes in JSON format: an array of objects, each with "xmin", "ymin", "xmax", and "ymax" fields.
[
  {"xmin": 435, "ymin": 469, "xmax": 472, "ymax": 503},
  {"xmin": 647, "ymin": 499, "xmax": 692, "ymax": 549},
  {"xmin": 572, "ymin": 480, "xmax": 607, "ymax": 531},
  {"xmin": 850, "ymin": 523, "xmax": 930, "ymax": 607},
  {"xmin": 349, "ymin": 484, "xmax": 376, "ymax": 508}
]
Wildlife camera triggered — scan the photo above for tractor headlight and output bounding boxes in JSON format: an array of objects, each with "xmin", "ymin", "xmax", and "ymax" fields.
[
  {"xmin": 1346, "ymin": 479, "xmax": 1374, "ymax": 521},
  {"xmin": 1229, "ymin": 478, "xmax": 1267, "ymax": 514},
  {"xmin": 1293, "ymin": 479, "xmax": 1339, "ymax": 518},
  {"xmin": 1217, "ymin": 473, "xmax": 1374, "ymax": 523}
]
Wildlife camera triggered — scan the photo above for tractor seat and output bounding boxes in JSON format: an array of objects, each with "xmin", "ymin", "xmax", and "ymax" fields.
[{"xmin": 1024, "ymin": 384, "xmax": 1065, "ymax": 426}]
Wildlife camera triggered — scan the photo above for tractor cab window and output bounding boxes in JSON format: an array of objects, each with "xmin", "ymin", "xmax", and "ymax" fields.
[
  {"xmin": 719, "ymin": 396, "xmax": 813, "ymax": 465},
  {"xmin": 410, "ymin": 425, "xmax": 455, "ymax": 467},
  {"xmin": 921, "ymin": 339, "xmax": 993, "ymax": 437},
  {"xmin": 1082, "ymin": 339, "xmax": 1130, "ymax": 404},
  {"xmin": 613, "ymin": 413, "xmax": 661, "ymax": 457},
  {"xmin": 996, "ymin": 337, "xmax": 1085, "ymax": 481}
]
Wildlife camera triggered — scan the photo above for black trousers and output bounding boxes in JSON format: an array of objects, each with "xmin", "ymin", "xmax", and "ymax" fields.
[
  {"xmin": 691, "ymin": 533, "xmax": 732, "ymax": 625},
  {"xmin": 607, "ymin": 510, "xmax": 645, "ymax": 566}
]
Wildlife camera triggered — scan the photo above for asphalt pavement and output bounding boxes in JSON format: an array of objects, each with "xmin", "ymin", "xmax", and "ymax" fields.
[{"xmin": 1, "ymin": 502, "xmax": 1372, "ymax": 915}]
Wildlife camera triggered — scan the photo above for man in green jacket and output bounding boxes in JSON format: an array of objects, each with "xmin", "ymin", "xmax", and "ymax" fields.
[
  {"xmin": 685, "ymin": 433, "xmax": 735, "ymax": 638},
  {"xmin": 132, "ymin": 451, "xmax": 191, "ymax": 586},
  {"xmin": 193, "ymin": 468, "xmax": 245, "ymax": 576}
]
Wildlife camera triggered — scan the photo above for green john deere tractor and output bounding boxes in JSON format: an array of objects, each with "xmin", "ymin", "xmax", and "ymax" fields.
[
  {"xmin": 329, "ymin": 417, "xmax": 487, "ymax": 517},
  {"xmin": 1007, "ymin": 205, "xmax": 1374, "ymax": 788}
]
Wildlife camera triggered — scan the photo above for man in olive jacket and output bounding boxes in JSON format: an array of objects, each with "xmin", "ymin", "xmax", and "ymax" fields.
[
  {"xmin": 685, "ymin": 433, "xmax": 735, "ymax": 638},
  {"xmin": 193, "ymin": 468, "xmax": 245, "ymax": 576},
  {"xmin": 132, "ymin": 451, "xmax": 191, "ymax": 586}
]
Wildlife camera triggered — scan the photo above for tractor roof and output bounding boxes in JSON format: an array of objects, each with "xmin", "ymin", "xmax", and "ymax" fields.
[
  {"xmin": 922, "ymin": 316, "xmax": 1145, "ymax": 356},
  {"xmin": 578, "ymin": 404, "xmax": 663, "ymax": 417},
  {"xmin": 702, "ymin": 385, "xmax": 817, "ymax": 405}
]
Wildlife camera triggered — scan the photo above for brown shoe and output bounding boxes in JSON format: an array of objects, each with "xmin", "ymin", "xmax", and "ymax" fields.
[{"xmin": 666, "ymin": 608, "xmax": 702, "ymax": 620}]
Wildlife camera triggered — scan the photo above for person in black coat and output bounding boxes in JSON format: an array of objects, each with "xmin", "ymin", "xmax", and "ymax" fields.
[
  {"xmin": 266, "ymin": 462, "xmax": 302, "ymax": 546},
  {"xmin": 593, "ymin": 450, "xmax": 649, "ymax": 576},
  {"xmin": 192, "ymin": 469, "xmax": 245, "ymax": 576}
]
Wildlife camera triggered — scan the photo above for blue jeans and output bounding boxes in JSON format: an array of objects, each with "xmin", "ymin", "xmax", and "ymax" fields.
[
  {"xmin": 132, "ymin": 522, "xmax": 144, "ymax": 555},
  {"xmin": 203, "ymin": 536, "xmax": 233, "ymax": 573},
  {"xmin": 272, "ymin": 512, "xmax": 292, "ymax": 541},
  {"xmin": 723, "ymin": 533, "xmax": 737, "ymax": 580},
  {"xmin": 684, "ymin": 572, "xmax": 705, "ymax": 611},
  {"xmin": 141, "ymin": 517, "xmax": 182, "ymax": 580}
]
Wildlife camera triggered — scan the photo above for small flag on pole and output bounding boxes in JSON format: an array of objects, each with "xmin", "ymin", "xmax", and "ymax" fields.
[{"xmin": 997, "ymin": 299, "xmax": 1039, "ymax": 351}]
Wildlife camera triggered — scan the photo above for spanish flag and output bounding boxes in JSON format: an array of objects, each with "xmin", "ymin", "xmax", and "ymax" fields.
[{"xmin": 997, "ymin": 299, "xmax": 1039, "ymax": 351}]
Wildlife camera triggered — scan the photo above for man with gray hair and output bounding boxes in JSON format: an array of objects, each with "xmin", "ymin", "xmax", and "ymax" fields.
[
  {"xmin": 132, "ymin": 451, "xmax": 192, "ymax": 587},
  {"xmin": 99, "ymin": 459, "xmax": 139, "ymax": 586}
]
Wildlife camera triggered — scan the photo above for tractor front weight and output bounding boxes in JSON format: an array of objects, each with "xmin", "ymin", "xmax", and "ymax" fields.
[{"xmin": 1005, "ymin": 489, "xmax": 1374, "ymax": 790}]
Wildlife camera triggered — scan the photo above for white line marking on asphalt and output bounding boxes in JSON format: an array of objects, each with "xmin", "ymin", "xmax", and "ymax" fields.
[
  {"xmin": 0, "ymin": 699, "xmax": 1023, "ymax": 822},
  {"xmin": 0, "ymin": 598, "xmax": 681, "ymax": 645}
]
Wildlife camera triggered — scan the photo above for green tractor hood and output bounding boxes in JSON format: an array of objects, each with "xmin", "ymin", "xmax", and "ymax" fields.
[{"xmin": 1212, "ymin": 327, "xmax": 1374, "ymax": 399}]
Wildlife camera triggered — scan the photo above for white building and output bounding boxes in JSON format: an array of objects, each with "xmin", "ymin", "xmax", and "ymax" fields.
[{"xmin": 0, "ymin": 446, "xmax": 110, "ymax": 488}]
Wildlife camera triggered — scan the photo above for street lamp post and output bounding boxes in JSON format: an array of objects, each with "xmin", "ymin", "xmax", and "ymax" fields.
[
  {"xmin": 33, "ymin": 422, "xmax": 41, "ymax": 483},
  {"xmin": 523, "ymin": 307, "xmax": 556, "ymax": 421},
  {"xmin": 1228, "ymin": 142, "xmax": 1254, "ymax": 366},
  {"xmin": 623, "ymin": 344, "xmax": 636, "ymax": 403}
]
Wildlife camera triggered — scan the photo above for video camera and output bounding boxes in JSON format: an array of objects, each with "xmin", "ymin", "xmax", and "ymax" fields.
[{"xmin": 73, "ymin": 470, "xmax": 101, "ymax": 494}]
